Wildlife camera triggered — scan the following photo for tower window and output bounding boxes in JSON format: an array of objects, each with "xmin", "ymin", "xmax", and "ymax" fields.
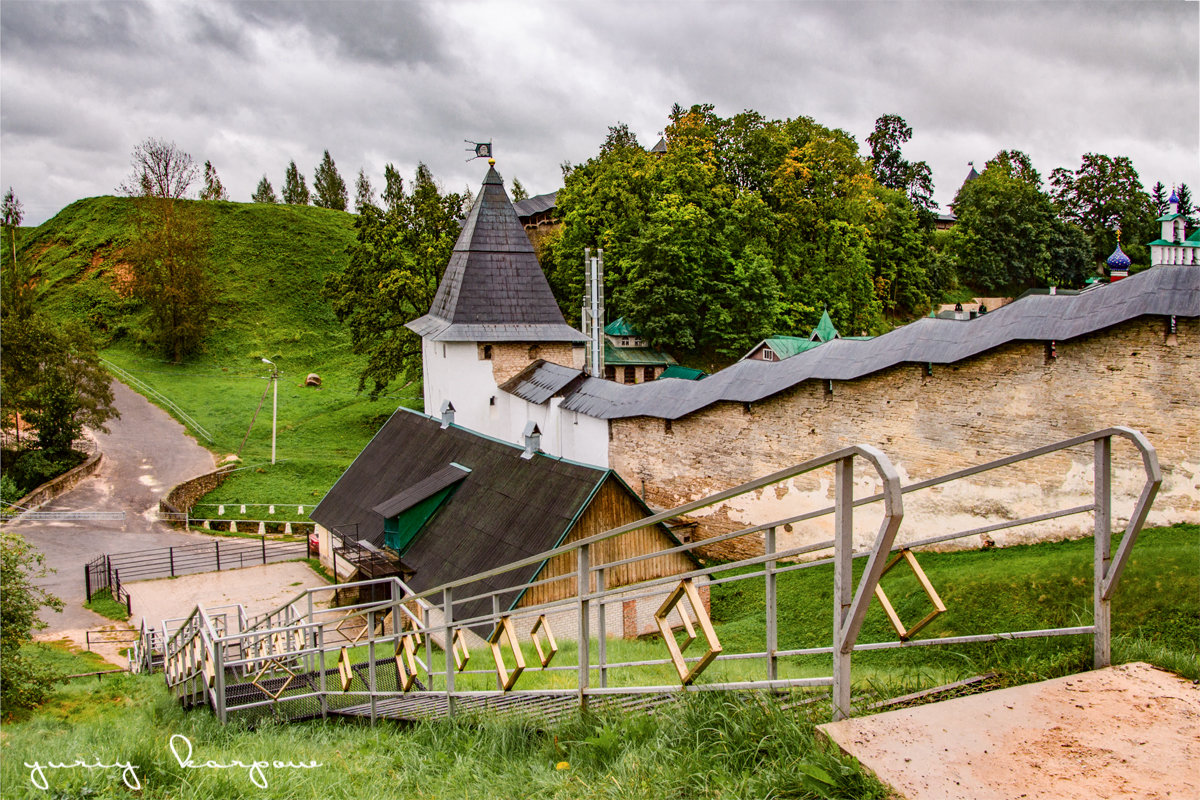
[{"xmin": 480, "ymin": 344, "xmax": 493, "ymax": 360}]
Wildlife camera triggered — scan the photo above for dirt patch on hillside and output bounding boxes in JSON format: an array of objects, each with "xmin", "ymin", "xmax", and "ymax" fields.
[{"xmin": 819, "ymin": 662, "xmax": 1199, "ymax": 799}]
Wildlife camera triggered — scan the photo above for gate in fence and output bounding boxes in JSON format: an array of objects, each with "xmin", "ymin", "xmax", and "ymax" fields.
[
  {"xmin": 86, "ymin": 536, "xmax": 311, "ymax": 616},
  {"xmin": 147, "ymin": 428, "xmax": 1159, "ymax": 726}
]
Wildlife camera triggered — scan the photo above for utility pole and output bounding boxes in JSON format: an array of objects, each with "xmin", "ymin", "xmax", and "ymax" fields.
[{"xmin": 262, "ymin": 358, "xmax": 278, "ymax": 464}]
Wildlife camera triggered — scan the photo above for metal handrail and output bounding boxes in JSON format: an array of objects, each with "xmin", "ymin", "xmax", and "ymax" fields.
[{"xmin": 156, "ymin": 429, "xmax": 1159, "ymax": 725}]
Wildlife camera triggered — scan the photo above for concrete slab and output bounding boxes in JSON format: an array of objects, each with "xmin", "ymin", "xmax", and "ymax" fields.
[
  {"xmin": 126, "ymin": 561, "xmax": 329, "ymax": 629},
  {"xmin": 818, "ymin": 663, "xmax": 1200, "ymax": 800}
]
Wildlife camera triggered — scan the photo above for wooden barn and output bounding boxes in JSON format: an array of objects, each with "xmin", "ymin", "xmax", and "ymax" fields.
[{"xmin": 311, "ymin": 405, "xmax": 697, "ymax": 637}]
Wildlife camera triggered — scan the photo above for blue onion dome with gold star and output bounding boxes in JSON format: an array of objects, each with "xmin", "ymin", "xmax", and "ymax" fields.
[{"xmin": 1106, "ymin": 243, "xmax": 1131, "ymax": 270}]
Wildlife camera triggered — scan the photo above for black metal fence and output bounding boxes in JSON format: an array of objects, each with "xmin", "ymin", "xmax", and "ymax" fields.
[
  {"xmin": 85, "ymin": 537, "xmax": 312, "ymax": 611},
  {"xmin": 84, "ymin": 555, "xmax": 133, "ymax": 614}
]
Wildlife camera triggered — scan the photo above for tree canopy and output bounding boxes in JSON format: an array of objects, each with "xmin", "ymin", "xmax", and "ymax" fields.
[
  {"xmin": 323, "ymin": 164, "xmax": 464, "ymax": 396},
  {"xmin": 354, "ymin": 168, "xmax": 375, "ymax": 213},
  {"xmin": 1050, "ymin": 154, "xmax": 1152, "ymax": 266},
  {"xmin": 541, "ymin": 107, "xmax": 935, "ymax": 360},
  {"xmin": 949, "ymin": 150, "xmax": 1089, "ymax": 292},
  {"xmin": 199, "ymin": 160, "xmax": 228, "ymax": 201},
  {"xmin": 313, "ymin": 150, "xmax": 348, "ymax": 211},
  {"xmin": 282, "ymin": 160, "xmax": 309, "ymax": 205},
  {"xmin": 120, "ymin": 138, "xmax": 215, "ymax": 363},
  {"xmin": 251, "ymin": 175, "xmax": 278, "ymax": 204}
]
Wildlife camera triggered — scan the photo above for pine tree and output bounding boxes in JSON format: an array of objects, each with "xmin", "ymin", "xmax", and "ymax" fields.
[
  {"xmin": 313, "ymin": 150, "xmax": 348, "ymax": 211},
  {"xmin": 1151, "ymin": 181, "xmax": 1168, "ymax": 217},
  {"xmin": 1176, "ymin": 183, "xmax": 1196, "ymax": 223},
  {"xmin": 354, "ymin": 168, "xmax": 375, "ymax": 213},
  {"xmin": 251, "ymin": 175, "xmax": 278, "ymax": 204},
  {"xmin": 510, "ymin": 177, "xmax": 529, "ymax": 202},
  {"xmin": 199, "ymin": 160, "xmax": 228, "ymax": 201},
  {"xmin": 282, "ymin": 160, "xmax": 309, "ymax": 205},
  {"xmin": 382, "ymin": 163, "xmax": 404, "ymax": 212}
]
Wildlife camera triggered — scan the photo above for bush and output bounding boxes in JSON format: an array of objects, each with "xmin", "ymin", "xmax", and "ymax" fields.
[
  {"xmin": 3, "ymin": 448, "xmax": 85, "ymax": 495},
  {"xmin": 0, "ymin": 473, "xmax": 20, "ymax": 508},
  {"xmin": 0, "ymin": 533, "xmax": 65, "ymax": 714}
]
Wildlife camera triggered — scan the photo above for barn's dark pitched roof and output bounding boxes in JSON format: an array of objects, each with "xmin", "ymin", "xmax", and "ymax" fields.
[
  {"xmin": 407, "ymin": 166, "xmax": 585, "ymax": 343},
  {"xmin": 311, "ymin": 407, "xmax": 610, "ymax": 622},
  {"xmin": 558, "ymin": 265, "xmax": 1200, "ymax": 420}
]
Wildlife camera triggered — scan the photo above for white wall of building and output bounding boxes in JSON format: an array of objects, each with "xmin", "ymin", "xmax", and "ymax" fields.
[{"xmin": 422, "ymin": 338, "xmax": 609, "ymax": 467}]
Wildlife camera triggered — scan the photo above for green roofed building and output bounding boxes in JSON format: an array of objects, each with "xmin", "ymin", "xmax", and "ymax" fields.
[
  {"xmin": 743, "ymin": 310, "xmax": 871, "ymax": 362},
  {"xmin": 657, "ymin": 365, "xmax": 706, "ymax": 381},
  {"xmin": 1148, "ymin": 189, "xmax": 1199, "ymax": 267},
  {"xmin": 602, "ymin": 317, "xmax": 677, "ymax": 384}
]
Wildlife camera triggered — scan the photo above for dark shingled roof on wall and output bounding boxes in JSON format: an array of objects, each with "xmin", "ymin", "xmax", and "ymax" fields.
[
  {"xmin": 407, "ymin": 166, "xmax": 585, "ymax": 343},
  {"xmin": 513, "ymin": 191, "xmax": 557, "ymax": 220},
  {"xmin": 310, "ymin": 407, "xmax": 608, "ymax": 624},
  {"xmin": 558, "ymin": 265, "xmax": 1200, "ymax": 420},
  {"xmin": 498, "ymin": 359, "xmax": 587, "ymax": 405}
]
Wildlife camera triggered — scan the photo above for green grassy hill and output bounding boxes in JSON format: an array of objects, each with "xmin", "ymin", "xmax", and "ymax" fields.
[{"xmin": 7, "ymin": 196, "xmax": 415, "ymax": 505}]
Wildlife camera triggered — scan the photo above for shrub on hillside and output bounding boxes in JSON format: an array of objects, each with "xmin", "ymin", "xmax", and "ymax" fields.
[{"xmin": 0, "ymin": 533, "xmax": 65, "ymax": 715}]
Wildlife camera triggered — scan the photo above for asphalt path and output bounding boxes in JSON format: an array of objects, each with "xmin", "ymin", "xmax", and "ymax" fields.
[{"xmin": 6, "ymin": 379, "xmax": 217, "ymax": 633}]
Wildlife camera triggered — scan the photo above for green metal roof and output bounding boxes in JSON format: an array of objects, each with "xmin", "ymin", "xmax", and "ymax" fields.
[
  {"xmin": 1147, "ymin": 238, "xmax": 1199, "ymax": 247},
  {"xmin": 603, "ymin": 341, "xmax": 677, "ymax": 366},
  {"xmin": 759, "ymin": 337, "xmax": 824, "ymax": 359},
  {"xmin": 658, "ymin": 365, "xmax": 706, "ymax": 381},
  {"xmin": 604, "ymin": 316, "xmax": 639, "ymax": 337},
  {"xmin": 1156, "ymin": 212, "xmax": 1188, "ymax": 222},
  {"xmin": 811, "ymin": 310, "xmax": 840, "ymax": 342}
]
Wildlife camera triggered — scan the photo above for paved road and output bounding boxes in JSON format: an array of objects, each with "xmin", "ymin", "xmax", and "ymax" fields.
[{"xmin": 6, "ymin": 379, "xmax": 217, "ymax": 633}]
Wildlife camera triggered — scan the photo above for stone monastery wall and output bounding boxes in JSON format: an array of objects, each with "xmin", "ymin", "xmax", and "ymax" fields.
[{"xmin": 609, "ymin": 316, "xmax": 1199, "ymax": 560}]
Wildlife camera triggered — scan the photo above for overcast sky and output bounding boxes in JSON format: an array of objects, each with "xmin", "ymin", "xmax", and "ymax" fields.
[{"xmin": 2, "ymin": 1, "xmax": 1197, "ymax": 226}]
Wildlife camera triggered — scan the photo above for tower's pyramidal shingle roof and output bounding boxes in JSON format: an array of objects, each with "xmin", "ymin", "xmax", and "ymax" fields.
[{"xmin": 407, "ymin": 164, "xmax": 586, "ymax": 343}]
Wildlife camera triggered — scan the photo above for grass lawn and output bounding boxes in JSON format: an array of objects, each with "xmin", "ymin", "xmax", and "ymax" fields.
[
  {"xmin": 2, "ymin": 524, "xmax": 1193, "ymax": 799},
  {"xmin": 83, "ymin": 588, "xmax": 131, "ymax": 622}
]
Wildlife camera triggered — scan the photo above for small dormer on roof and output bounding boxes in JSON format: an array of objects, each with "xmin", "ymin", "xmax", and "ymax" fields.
[
  {"xmin": 810, "ymin": 310, "xmax": 840, "ymax": 343},
  {"xmin": 407, "ymin": 162, "xmax": 586, "ymax": 343}
]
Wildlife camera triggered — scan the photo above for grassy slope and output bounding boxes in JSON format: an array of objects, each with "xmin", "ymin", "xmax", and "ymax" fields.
[
  {"xmin": 10, "ymin": 196, "xmax": 415, "ymax": 506},
  {"xmin": 2, "ymin": 525, "xmax": 1193, "ymax": 799}
]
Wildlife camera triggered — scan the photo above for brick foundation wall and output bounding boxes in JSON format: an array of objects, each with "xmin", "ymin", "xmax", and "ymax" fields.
[{"xmin": 610, "ymin": 316, "xmax": 1199, "ymax": 559}]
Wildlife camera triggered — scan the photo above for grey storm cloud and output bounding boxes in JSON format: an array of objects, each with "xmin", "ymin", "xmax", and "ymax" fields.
[{"xmin": 1, "ymin": 0, "xmax": 1196, "ymax": 226}]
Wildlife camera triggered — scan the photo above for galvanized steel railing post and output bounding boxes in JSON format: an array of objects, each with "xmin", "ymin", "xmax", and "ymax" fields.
[
  {"xmin": 368, "ymin": 610, "xmax": 378, "ymax": 724},
  {"xmin": 578, "ymin": 542, "xmax": 591, "ymax": 709},
  {"xmin": 423, "ymin": 606, "xmax": 434, "ymax": 689},
  {"xmin": 765, "ymin": 526, "xmax": 778, "ymax": 682},
  {"xmin": 213, "ymin": 635, "xmax": 227, "ymax": 724},
  {"xmin": 318, "ymin": 624, "xmax": 328, "ymax": 719},
  {"xmin": 1094, "ymin": 436, "xmax": 1112, "ymax": 667},
  {"xmin": 832, "ymin": 456, "xmax": 854, "ymax": 721},
  {"xmin": 492, "ymin": 594, "xmax": 503, "ymax": 691},
  {"xmin": 444, "ymin": 588, "xmax": 455, "ymax": 715},
  {"xmin": 597, "ymin": 566, "xmax": 608, "ymax": 688}
]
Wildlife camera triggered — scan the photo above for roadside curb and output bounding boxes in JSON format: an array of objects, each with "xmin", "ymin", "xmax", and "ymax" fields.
[{"xmin": 7, "ymin": 450, "xmax": 105, "ymax": 520}]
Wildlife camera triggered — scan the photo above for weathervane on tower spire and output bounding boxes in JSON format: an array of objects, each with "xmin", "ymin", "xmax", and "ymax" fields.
[{"xmin": 465, "ymin": 140, "xmax": 493, "ymax": 161}]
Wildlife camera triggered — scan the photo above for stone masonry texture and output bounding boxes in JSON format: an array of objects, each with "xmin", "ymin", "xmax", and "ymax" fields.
[{"xmin": 609, "ymin": 317, "xmax": 1198, "ymax": 560}]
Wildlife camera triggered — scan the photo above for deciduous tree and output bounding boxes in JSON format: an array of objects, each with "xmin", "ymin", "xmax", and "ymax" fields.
[
  {"xmin": 1, "ymin": 532, "xmax": 65, "ymax": 712},
  {"xmin": 282, "ymin": 160, "xmax": 309, "ymax": 205},
  {"xmin": 199, "ymin": 160, "xmax": 228, "ymax": 201},
  {"xmin": 867, "ymin": 114, "xmax": 936, "ymax": 216},
  {"xmin": 251, "ymin": 175, "xmax": 278, "ymax": 203},
  {"xmin": 1050, "ymin": 154, "xmax": 1151, "ymax": 265},
  {"xmin": 120, "ymin": 138, "xmax": 214, "ymax": 362},
  {"xmin": 313, "ymin": 150, "xmax": 348, "ymax": 211},
  {"xmin": 382, "ymin": 163, "xmax": 404, "ymax": 212},
  {"xmin": 324, "ymin": 164, "xmax": 464, "ymax": 396},
  {"xmin": 950, "ymin": 150, "xmax": 1086, "ymax": 292},
  {"xmin": 354, "ymin": 168, "xmax": 375, "ymax": 213}
]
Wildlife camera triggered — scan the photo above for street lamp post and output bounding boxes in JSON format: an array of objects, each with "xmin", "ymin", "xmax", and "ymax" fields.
[{"xmin": 262, "ymin": 358, "xmax": 278, "ymax": 464}]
